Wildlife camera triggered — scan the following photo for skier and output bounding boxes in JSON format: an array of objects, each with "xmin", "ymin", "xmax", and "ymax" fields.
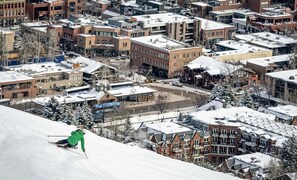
[{"xmin": 54, "ymin": 129, "xmax": 86, "ymax": 152}]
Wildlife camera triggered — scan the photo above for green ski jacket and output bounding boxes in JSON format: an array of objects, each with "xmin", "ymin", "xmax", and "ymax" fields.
[{"xmin": 67, "ymin": 130, "xmax": 85, "ymax": 152}]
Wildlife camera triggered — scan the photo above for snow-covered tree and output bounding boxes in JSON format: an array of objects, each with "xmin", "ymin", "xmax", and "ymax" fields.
[
  {"xmin": 74, "ymin": 101, "xmax": 94, "ymax": 130},
  {"xmin": 239, "ymin": 89, "xmax": 254, "ymax": 108},
  {"xmin": 281, "ymin": 136, "xmax": 297, "ymax": 173},
  {"xmin": 58, "ymin": 102, "xmax": 74, "ymax": 125},
  {"xmin": 43, "ymin": 97, "xmax": 61, "ymax": 121},
  {"xmin": 210, "ymin": 84, "xmax": 235, "ymax": 106}
]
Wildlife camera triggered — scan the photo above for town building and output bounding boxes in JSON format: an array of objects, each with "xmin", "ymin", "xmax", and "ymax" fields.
[
  {"xmin": 183, "ymin": 107, "xmax": 296, "ymax": 163},
  {"xmin": 5, "ymin": 62, "xmax": 83, "ymax": 94},
  {"xmin": 61, "ymin": 56, "xmax": 117, "ymax": 83},
  {"xmin": 247, "ymin": 8, "xmax": 297, "ymax": 33},
  {"xmin": 106, "ymin": 81, "xmax": 156, "ymax": 102},
  {"xmin": 132, "ymin": 13, "xmax": 235, "ymax": 46},
  {"xmin": 266, "ymin": 70, "xmax": 297, "ymax": 104},
  {"xmin": 0, "ymin": 71, "xmax": 39, "ymax": 99},
  {"xmin": 235, "ymin": 32, "xmax": 297, "ymax": 55},
  {"xmin": 243, "ymin": 54, "xmax": 291, "ymax": 82},
  {"xmin": 0, "ymin": 29, "xmax": 15, "ymax": 52},
  {"xmin": 0, "ymin": 0, "xmax": 25, "ymax": 27},
  {"xmin": 264, "ymin": 105, "xmax": 297, "ymax": 125},
  {"xmin": 182, "ymin": 55, "xmax": 255, "ymax": 89},
  {"xmin": 26, "ymin": 0, "xmax": 83, "ymax": 21},
  {"xmin": 207, "ymin": 40, "xmax": 273, "ymax": 62},
  {"xmin": 86, "ymin": 0, "xmax": 111, "ymax": 16},
  {"xmin": 130, "ymin": 34, "xmax": 202, "ymax": 78},
  {"xmin": 139, "ymin": 121, "xmax": 209, "ymax": 163},
  {"xmin": 220, "ymin": 152, "xmax": 279, "ymax": 179}
]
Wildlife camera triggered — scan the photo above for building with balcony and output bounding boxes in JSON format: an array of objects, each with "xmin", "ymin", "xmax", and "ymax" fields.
[
  {"xmin": 130, "ymin": 34, "xmax": 202, "ymax": 78},
  {"xmin": 265, "ymin": 69, "xmax": 297, "ymax": 104},
  {"xmin": 0, "ymin": 71, "xmax": 39, "ymax": 99},
  {"xmin": 139, "ymin": 121, "xmax": 210, "ymax": 163},
  {"xmin": 26, "ymin": 0, "xmax": 83, "ymax": 21},
  {"xmin": 247, "ymin": 8, "xmax": 297, "ymax": 33},
  {"xmin": 220, "ymin": 152, "xmax": 279, "ymax": 179},
  {"xmin": 0, "ymin": 0, "xmax": 25, "ymax": 27},
  {"xmin": 183, "ymin": 107, "xmax": 297, "ymax": 163}
]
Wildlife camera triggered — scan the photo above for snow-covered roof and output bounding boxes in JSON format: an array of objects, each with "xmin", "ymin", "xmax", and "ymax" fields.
[
  {"xmin": 231, "ymin": 152, "xmax": 279, "ymax": 169},
  {"xmin": 33, "ymin": 88, "xmax": 105, "ymax": 105},
  {"xmin": 189, "ymin": 107, "xmax": 297, "ymax": 142},
  {"xmin": 235, "ymin": 32, "xmax": 297, "ymax": 49},
  {"xmin": 107, "ymin": 85, "xmax": 156, "ymax": 97},
  {"xmin": 145, "ymin": 121, "xmax": 192, "ymax": 134},
  {"xmin": 216, "ymin": 40, "xmax": 270, "ymax": 52},
  {"xmin": 132, "ymin": 13, "xmax": 193, "ymax": 28},
  {"xmin": 131, "ymin": 35, "xmax": 190, "ymax": 52},
  {"xmin": 266, "ymin": 69, "xmax": 297, "ymax": 84},
  {"xmin": 61, "ymin": 56, "xmax": 116, "ymax": 74},
  {"xmin": 0, "ymin": 71, "xmax": 34, "ymax": 84},
  {"xmin": 267, "ymin": 105, "xmax": 297, "ymax": 117},
  {"xmin": 6, "ymin": 62, "xmax": 74, "ymax": 76},
  {"xmin": 102, "ymin": 10, "xmax": 120, "ymax": 17},
  {"xmin": 197, "ymin": 99, "xmax": 224, "ymax": 111},
  {"xmin": 191, "ymin": 2, "xmax": 208, "ymax": 6},
  {"xmin": 0, "ymin": 105, "xmax": 240, "ymax": 180},
  {"xmin": 186, "ymin": 55, "xmax": 241, "ymax": 75},
  {"xmin": 242, "ymin": 54, "xmax": 291, "ymax": 67},
  {"xmin": 195, "ymin": 17, "xmax": 235, "ymax": 30}
]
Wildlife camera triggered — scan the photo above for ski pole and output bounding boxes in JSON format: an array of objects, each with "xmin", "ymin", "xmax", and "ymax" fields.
[
  {"xmin": 47, "ymin": 135, "xmax": 69, "ymax": 137},
  {"xmin": 84, "ymin": 152, "xmax": 89, "ymax": 159}
]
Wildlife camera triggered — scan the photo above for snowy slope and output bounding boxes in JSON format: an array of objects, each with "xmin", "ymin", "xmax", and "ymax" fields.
[{"xmin": 0, "ymin": 105, "xmax": 239, "ymax": 180}]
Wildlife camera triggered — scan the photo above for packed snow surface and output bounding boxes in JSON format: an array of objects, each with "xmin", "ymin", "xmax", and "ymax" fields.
[{"xmin": 0, "ymin": 105, "xmax": 239, "ymax": 180}]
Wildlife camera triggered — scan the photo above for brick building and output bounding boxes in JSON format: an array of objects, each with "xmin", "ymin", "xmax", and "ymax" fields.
[
  {"xmin": 0, "ymin": 71, "xmax": 39, "ymax": 99},
  {"xmin": 0, "ymin": 0, "xmax": 25, "ymax": 27},
  {"xmin": 131, "ymin": 35, "xmax": 202, "ymax": 78},
  {"xmin": 26, "ymin": 0, "xmax": 83, "ymax": 21}
]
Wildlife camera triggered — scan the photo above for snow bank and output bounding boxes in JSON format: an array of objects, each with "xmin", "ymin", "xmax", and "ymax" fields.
[{"xmin": 0, "ymin": 105, "xmax": 239, "ymax": 180}]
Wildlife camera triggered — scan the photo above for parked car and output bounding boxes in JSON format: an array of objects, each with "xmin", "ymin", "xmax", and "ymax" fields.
[{"xmin": 172, "ymin": 81, "xmax": 183, "ymax": 87}]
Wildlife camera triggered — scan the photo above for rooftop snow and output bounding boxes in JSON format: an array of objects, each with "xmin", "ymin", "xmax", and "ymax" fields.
[
  {"xmin": 235, "ymin": 32, "xmax": 297, "ymax": 49},
  {"xmin": 195, "ymin": 17, "xmax": 235, "ymax": 30},
  {"xmin": 267, "ymin": 105, "xmax": 297, "ymax": 117},
  {"xmin": 102, "ymin": 10, "xmax": 120, "ymax": 17},
  {"xmin": 132, "ymin": 13, "xmax": 193, "ymax": 28},
  {"xmin": 61, "ymin": 56, "xmax": 116, "ymax": 74},
  {"xmin": 231, "ymin": 152, "xmax": 279, "ymax": 169},
  {"xmin": 243, "ymin": 54, "xmax": 291, "ymax": 67},
  {"xmin": 6, "ymin": 62, "xmax": 74, "ymax": 76},
  {"xmin": 266, "ymin": 69, "xmax": 297, "ymax": 84},
  {"xmin": 216, "ymin": 40, "xmax": 270, "ymax": 51},
  {"xmin": 107, "ymin": 85, "xmax": 156, "ymax": 97},
  {"xmin": 186, "ymin": 55, "xmax": 241, "ymax": 75},
  {"xmin": 145, "ymin": 121, "xmax": 192, "ymax": 134},
  {"xmin": 0, "ymin": 71, "xmax": 34, "ymax": 83},
  {"xmin": 0, "ymin": 105, "xmax": 240, "ymax": 180},
  {"xmin": 131, "ymin": 35, "xmax": 188, "ymax": 52}
]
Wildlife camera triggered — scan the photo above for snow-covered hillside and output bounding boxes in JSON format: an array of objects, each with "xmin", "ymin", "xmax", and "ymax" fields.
[{"xmin": 0, "ymin": 105, "xmax": 239, "ymax": 180}]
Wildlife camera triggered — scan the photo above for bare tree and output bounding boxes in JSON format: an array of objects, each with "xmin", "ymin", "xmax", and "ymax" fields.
[
  {"xmin": 194, "ymin": 94, "xmax": 209, "ymax": 107},
  {"xmin": 155, "ymin": 93, "xmax": 168, "ymax": 114},
  {"xmin": 46, "ymin": 29, "xmax": 59, "ymax": 61},
  {"xmin": 265, "ymin": 158, "xmax": 284, "ymax": 180}
]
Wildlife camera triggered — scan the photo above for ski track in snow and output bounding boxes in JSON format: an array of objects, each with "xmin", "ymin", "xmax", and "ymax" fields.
[{"xmin": 0, "ymin": 106, "xmax": 240, "ymax": 180}]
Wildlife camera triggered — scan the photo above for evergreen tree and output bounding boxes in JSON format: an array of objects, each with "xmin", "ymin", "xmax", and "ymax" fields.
[
  {"xmin": 74, "ymin": 101, "xmax": 94, "ymax": 130},
  {"xmin": 239, "ymin": 89, "xmax": 254, "ymax": 108},
  {"xmin": 123, "ymin": 117, "xmax": 132, "ymax": 137},
  {"xmin": 59, "ymin": 103, "xmax": 74, "ymax": 125},
  {"xmin": 281, "ymin": 136, "xmax": 297, "ymax": 173},
  {"xmin": 43, "ymin": 97, "xmax": 61, "ymax": 121},
  {"xmin": 210, "ymin": 84, "xmax": 235, "ymax": 106}
]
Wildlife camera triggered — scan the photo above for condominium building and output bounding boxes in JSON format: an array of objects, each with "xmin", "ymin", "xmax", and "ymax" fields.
[
  {"xmin": 26, "ymin": 0, "xmax": 83, "ymax": 21},
  {"xmin": 0, "ymin": 0, "xmax": 25, "ymax": 27},
  {"xmin": 266, "ymin": 70, "xmax": 297, "ymax": 103},
  {"xmin": 130, "ymin": 35, "xmax": 202, "ymax": 78},
  {"xmin": 0, "ymin": 71, "xmax": 39, "ymax": 99}
]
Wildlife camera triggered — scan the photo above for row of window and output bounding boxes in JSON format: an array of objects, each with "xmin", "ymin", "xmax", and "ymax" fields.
[
  {"xmin": 212, "ymin": 129, "xmax": 236, "ymax": 134},
  {"xmin": 207, "ymin": 31, "xmax": 223, "ymax": 37},
  {"xmin": 173, "ymin": 52, "xmax": 200, "ymax": 60},
  {"xmin": 132, "ymin": 46, "xmax": 169, "ymax": 60},
  {"xmin": 93, "ymin": 31, "xmax": 117, "ymax": 37},
  {"xmin": 0, "ymin": 3, "xmax": 24, "ymax": 9},
  {"xmin": 0, "ymin": 9, "xmax": 24, "ymax": 17}
]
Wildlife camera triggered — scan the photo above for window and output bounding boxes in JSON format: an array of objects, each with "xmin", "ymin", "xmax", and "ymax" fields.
[
  {"xmin": 213, "ymin": 129, "xmax": 218, "ymax": 134},
  {"xmin": 194, "ymin": 139, "xmax": 200, "ymax": 146},
  {"xmin": 173, "ymin": 142, "xmax": 179, "ymax": 148},
  {"xmin": 229, "ymin": 147, "xmax": 235, "ymax": 154},
  {"xmin": 230, "ymin": 139, "xmax": 235, "ymax": 145},
  {"xmin": 230, "ymin": 130, "xmax": 236, "ymax": 135},
  {"xmin": 89, "ymin": 41, "xmax": 91, "ymax": 45},
  {"xmin": 221, "ymin": 129, "xmax": 227, "ymax": 134}
]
